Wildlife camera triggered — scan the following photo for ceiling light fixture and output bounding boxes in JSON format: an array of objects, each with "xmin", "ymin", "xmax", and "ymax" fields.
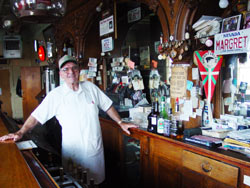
[
  {"xmin": 10, "ymin": 0, "xmax": 67, "ymax": 23},
  {"xmin": 219, "ymin": 0, "xmax": 229, "ymax": 9},
  {"xmin": 96, "ymin": 2, "xmax": 103, "ymax": 12}
]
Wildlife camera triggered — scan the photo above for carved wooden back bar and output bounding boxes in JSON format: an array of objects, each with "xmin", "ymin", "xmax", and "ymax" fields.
[{"xmin": 53, "ymin": 0, "xmax": 238, "ymax": 127}]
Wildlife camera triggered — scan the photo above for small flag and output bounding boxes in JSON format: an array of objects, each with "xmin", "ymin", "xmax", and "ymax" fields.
[{"xmin": 194, "ymin": 50, "xmax": 223, "ymax": 101}]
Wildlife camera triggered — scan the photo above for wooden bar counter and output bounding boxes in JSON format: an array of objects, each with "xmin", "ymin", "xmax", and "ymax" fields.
[
  {"xmin": 100, "ymin": 117, "xmax": 250, "ymax": 188},
  {"xmin": 0, "ymin": 116, "xmax": 41, "ymax": 188},
  {"xmin": 0, "ymin": 113, "xmax": 59, "ymax": 188}
]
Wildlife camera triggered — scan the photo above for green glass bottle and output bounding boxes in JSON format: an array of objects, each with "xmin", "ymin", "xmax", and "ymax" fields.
[{"xmin": 157, "ymin": 96, "xmax": 168, "ymax": 135}]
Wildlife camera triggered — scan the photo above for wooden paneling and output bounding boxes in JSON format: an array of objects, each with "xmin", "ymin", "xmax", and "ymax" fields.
[
  {"xmin": 21, "ymin": 66, "xmax": 41, "ymax": 121},
  {"xmin": 156, "ymin": 156, "xmax": 182, "ymax": 188},
  {"xmin": 182, "ymin": 150, "xmax": 239, "ymax": 187},
  {"xmin": 0, "ymin": 69, "xmax": 12, "ymax": 117},
  {"xmin": 100, "ymin": 118, "xmax": 250, "ymax": 188}
]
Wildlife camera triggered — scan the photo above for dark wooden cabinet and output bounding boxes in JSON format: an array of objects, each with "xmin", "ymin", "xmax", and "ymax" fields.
[{"xmin": 100, "ymin": 118, "xmax": 250, "ymax": 188}]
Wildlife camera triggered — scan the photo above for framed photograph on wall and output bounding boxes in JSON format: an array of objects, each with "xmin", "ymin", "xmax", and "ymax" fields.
[
  {"xmin": 244, "ymin": 11, "xmax": 250, "ymax": 29},
  {"xmin": 221, "ymin": 14, "xmax": 241, "ymax": 33}
]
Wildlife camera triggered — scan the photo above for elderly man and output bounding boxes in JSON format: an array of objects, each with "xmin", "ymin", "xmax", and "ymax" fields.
[{"xmin": 0, "ymin": 55, "xmax": 138, "ymax": 185}]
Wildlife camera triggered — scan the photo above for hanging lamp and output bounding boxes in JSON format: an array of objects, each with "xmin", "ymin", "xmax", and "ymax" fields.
[{"xmin": 10, "ymin": 0, "xmax": 67, "ymax": 23}]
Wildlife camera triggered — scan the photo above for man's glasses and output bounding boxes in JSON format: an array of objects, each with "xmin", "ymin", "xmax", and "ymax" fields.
[{"xmin": 61, "ymin": 66, "xmax": 79, "ymax": 73}]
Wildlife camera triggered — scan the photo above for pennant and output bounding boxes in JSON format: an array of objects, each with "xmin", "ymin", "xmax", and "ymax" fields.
[{"xmin": 194, "ymin": 50, "xmax": 223, "ymax": 101}]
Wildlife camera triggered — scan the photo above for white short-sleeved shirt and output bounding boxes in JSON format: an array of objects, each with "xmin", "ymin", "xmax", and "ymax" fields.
[{"xmin": 32, "ymin": 81, "xmax": 112, "ymax": 184}]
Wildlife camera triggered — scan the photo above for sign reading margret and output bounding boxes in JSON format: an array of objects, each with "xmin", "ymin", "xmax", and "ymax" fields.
[{"xmin": 214, "ymin": 28, "xmax": 250, "ymax": 55}]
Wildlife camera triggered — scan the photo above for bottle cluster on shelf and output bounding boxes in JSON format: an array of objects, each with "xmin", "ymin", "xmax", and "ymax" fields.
[{"xmin": 147, "ymin": 94, "xmax": 184, "ymax": 139}]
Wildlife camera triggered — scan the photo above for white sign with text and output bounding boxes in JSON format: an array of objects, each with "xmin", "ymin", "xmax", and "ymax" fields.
[
  {"xmin": 101, "ymin": 37, "xmax": 113, "ymax": 52},
  {"xmin": 99, "ymin": 15, "xmax": 114, "ymax": 36},
  {"xmin": 214, "ymin": 28, "xmax": 250, "ymax": 55}
]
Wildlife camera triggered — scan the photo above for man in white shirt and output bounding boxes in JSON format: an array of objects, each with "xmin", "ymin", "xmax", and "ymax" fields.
[{"xmin": 0, "ymin": 55, "xmax": 138, "ymax": 185}]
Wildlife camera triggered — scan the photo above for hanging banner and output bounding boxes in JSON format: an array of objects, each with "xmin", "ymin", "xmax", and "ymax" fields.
[
  {"xmin": 214, "ymin": 28, "xmax": 250, "ymax": 55},
  {"xmin": 194, "ymin": 50, "xmax": 223, "ymax": 101}
]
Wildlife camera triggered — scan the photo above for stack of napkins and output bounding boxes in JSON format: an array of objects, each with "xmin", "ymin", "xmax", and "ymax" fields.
[
  {"xmin": 202, "ymin": 128, "xmax": 231, "ymax": 139},
  {"xmin": 192, "ymin": 15, "xmax": 222, "ymax": 43},
  {"xmin": 16, "ymin": 140, "xmax": 37, "ymax": 150}
]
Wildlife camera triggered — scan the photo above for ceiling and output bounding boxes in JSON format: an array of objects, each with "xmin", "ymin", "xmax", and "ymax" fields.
[
  {"xmin": 0, "ymin": 0, "xmax": 92, "ymax": 34},
  {"xmin": 0, "ymin": 0, "xmax": 11, "ymax": 17}
]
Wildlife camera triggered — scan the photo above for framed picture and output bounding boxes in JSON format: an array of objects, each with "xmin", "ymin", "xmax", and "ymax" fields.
[
  {"xmin": 244, "ymin": 11, "xmax": 250, "ymax": 29},
  {"xmin": 221, "ymin": 14, "xmax": 241, "ymax": 33}
]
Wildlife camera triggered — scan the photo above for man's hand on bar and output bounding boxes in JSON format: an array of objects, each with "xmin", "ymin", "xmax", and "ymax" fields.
[
  {"xmin": 0, "ymin": 131, "xmax": 23, "ymax": 142},
  {"xmin": 119, "ymin": 122, "xmax": 139, "ymax": 135}
]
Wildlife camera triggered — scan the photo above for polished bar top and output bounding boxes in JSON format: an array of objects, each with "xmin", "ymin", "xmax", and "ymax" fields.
[{"xmin": 0, "ymin": 117, "xmax": 40, "ymax": 188}]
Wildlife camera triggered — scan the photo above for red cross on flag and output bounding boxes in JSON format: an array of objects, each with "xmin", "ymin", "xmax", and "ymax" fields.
[{"xmin": 194, "ymin": 50, "xmax": 223, "ymax": 102}]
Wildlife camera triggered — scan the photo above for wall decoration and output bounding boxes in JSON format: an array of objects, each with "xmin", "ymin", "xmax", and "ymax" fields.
[
  {"xmin": 221, "ymin": 14, "xmax": 241, "ymax": 33},
  {"xmin": 214, "ymin": 28, "xmax": 250, "ymax": 55},
  {"xmin": 99, "ymin": 15, "xmax": 114, "ymax": 36},
  {"xmin": 101, "ymin": 37, "xmax": 113, "ymax": 53},
  {"xmin": 170, "ymin": 66, "xmax": 187, "ymax": 98},
  {"xmin": 244, "ymin": 11, "xmax": 250, "ymax": 29},
  {"xmin": 194, "ymin": 50, "xmax": 223, "ymax": 127},
  {"xmin": 128, "ymin": 7, "xmax": 141, "ymax": 23}
]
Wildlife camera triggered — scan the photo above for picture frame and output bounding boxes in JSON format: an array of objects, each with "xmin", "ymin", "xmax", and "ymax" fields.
[
  {"xmin": 221, "ymin": 14, "xmax": 241, "ymax": 33},
  {"xmin": 244, "ymin": 11, "xmax": 250, "ymax": 29}
]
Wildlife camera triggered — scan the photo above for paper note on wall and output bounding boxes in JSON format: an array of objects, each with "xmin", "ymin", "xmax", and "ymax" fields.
[
  {"xmin": 191, "ymin": 96, "xmax": 199, "ymax": 108},
  {"xmin": 170, "ymin": 66, "xmax": 187, "ymax": 98},
  {"xmin": 192, "ymin": 68, "xmax": 199, "ymax": 80},
  {"xmin": 183, "ymin": 100, "xmax": 193, "ymax": 117}
]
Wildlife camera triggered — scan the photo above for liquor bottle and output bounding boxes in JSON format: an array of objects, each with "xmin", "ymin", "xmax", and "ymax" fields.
[
  {"xmin": 157, "ymin": 96, "xmax": 167, "ymax": 135},
  {"xmin": 175, "ymin": 97, "xmax": 179, "ymax": 113},
  {"xmin": 170, "ymin": 114, "xmax": 178, "ymax": 138},
  {"xmin": 89, "ymin": 178, "xmax": 95, "ymax": 188},
  {"xmin": 170, "ymin": 116, "xmax": 183, "ymax": 139},
  {"xmin": 59, "ymin": 167, "xmax": 64, "ymax": 183},
  {"xmin": 160, "ymin": 96, "xmax": 168, "ymax": 119},
  {"xmin": 170, "ymin": 106, "xmax": 181, "ymax": 139},
  {"xmin": 147, "ymin": 100, "xmax": 159, "ymax": 133},
  {"xmin": 202, "ymin": 100, "xmax": 209, "ymax": 127},
  {"xmin": 163, "ymin": 107, "xmax": 171, "ymax": 137},
  {"xmin": 63, "ymin": 43, "xmax": 67, "ymax": 55},
  {"xmin": 80, "ymin": 170, "xmax": 88, "ymax": 186},
  {"xmin": 176, "ymin": 120, "xmax": 184, "ymax": 139}
]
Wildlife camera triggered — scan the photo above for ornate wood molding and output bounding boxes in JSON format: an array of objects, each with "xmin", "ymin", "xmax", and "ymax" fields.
[
  {"xmin": 148, "ymin": 0, "xmax": 159, "ymax": 12},
  {"xmin": 54, "ymin": 0, "xmax": 100, "ymax": 60}
]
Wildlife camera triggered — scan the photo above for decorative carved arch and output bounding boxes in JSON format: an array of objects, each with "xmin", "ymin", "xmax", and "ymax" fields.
[
  {"xmin": 55, "ymin": 0, "xmax": 171, "ymax": 62},
  {"xmin": 54, "ymin": 25, "xmax": 75, "ymax": 57},
  {"xmin": 54, "ymin": 0, "xmax": 101, "ymax": 60}
]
